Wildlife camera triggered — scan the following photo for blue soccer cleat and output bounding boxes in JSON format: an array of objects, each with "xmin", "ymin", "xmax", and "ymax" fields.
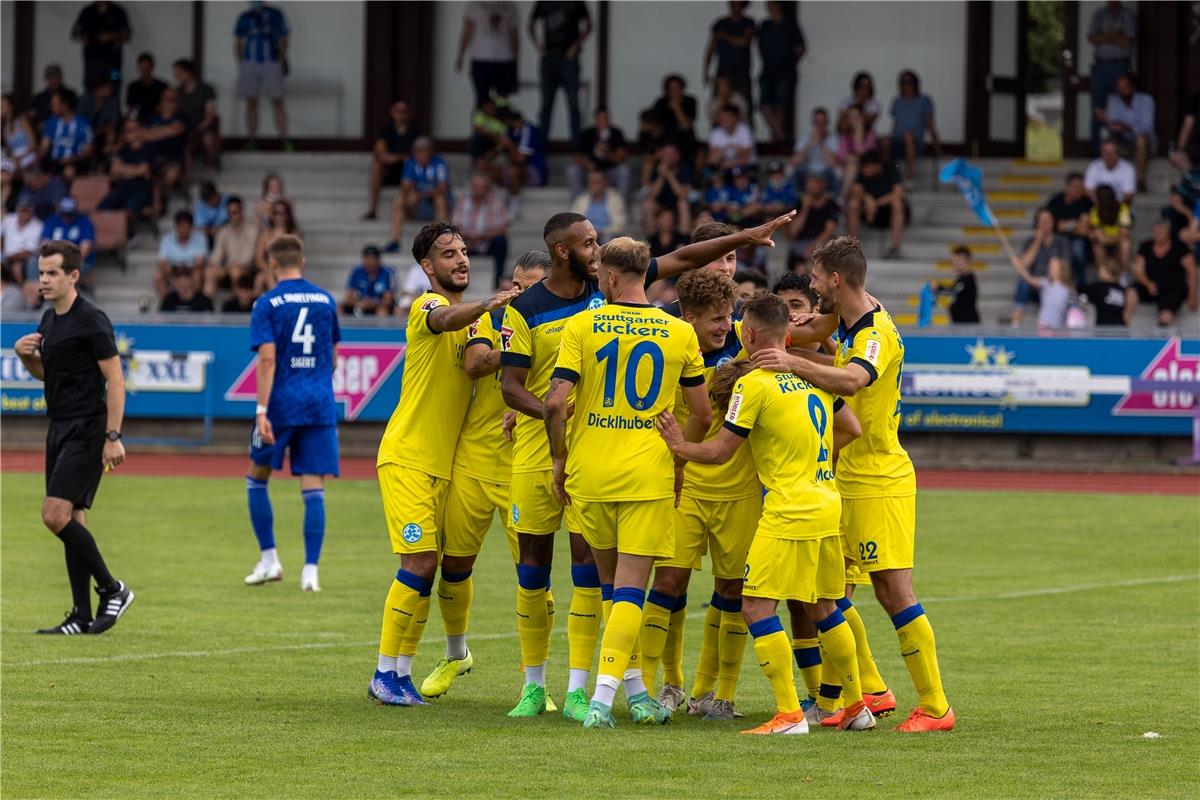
[{"xmin": 368, "ymin": 670, "xmax": 427, "ymax": 706}]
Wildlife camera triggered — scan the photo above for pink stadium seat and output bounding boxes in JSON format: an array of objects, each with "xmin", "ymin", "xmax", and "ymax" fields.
[
  {"xmin": 70, "ymin": 175, "xmax": 111, "ymax": 214},
  {"xmin": 91, "ymin": 210, "xmax": 128, "ymax": 270}
]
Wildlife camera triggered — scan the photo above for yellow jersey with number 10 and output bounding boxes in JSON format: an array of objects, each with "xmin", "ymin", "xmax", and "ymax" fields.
[
  {"xmin": 553, "ymin": 302, "xmax": 705, "ymax": 503},
  {"xmin": 723, "ymin": 369, "xmax": 841, "ymax": 540},
  {"xmin": 452, "ymin": 309, "xmax": 511, "ymax": 484},
  {"xmin": 832, "ymin": 306, "xmax": 916, "ymax": 498}
]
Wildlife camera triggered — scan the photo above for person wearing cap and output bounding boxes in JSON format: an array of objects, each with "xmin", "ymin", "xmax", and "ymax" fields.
[
  {"xmin": 41, "ymin": 197, "xmax": 96, "ymax": 285},
  {"xmin": 156, "ymin": 210, "xmax": 208, "ymax": 299},
  {"xmin": 1, "ymin": 196, "xmax": 45, "ymax": 284},
  {"xmin": 724, "ymin": 165, "xmax": 763, "ymax": 226},
  {"xmin": 31, "ymin": 65, "xmax": 79, "ymax": 129},
  {"xmin": 341, "ymin": 245, "xmax": 397, "ymax": 317}
]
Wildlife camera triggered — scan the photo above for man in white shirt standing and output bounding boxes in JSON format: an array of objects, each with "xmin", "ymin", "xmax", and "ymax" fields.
[
  {"xmin": 456, "ymin": 1, "xmax": 520, "ymax": 108},
  {"xmin": 1, "ymin": 196, "xmax": 45, "ymax": 284},
  {"xmin": 1084, "ymin": 140, "xmax": 1136, "ymax": 205}
]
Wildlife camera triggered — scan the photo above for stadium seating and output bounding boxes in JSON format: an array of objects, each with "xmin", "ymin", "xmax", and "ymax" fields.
[{"xmin": 69, "ymin": 175, "xmax": 111, "ymax": 215}]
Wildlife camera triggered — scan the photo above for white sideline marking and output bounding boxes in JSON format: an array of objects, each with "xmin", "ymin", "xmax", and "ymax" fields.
[{"xmin": 5, "ymin": 574, "xmax": 1197, "ymax": 669}]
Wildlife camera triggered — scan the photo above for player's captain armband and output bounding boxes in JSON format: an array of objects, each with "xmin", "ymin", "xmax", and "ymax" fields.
[{"xmin": 863, "ymin": 337, "xmax": 882, "ymax": 365}]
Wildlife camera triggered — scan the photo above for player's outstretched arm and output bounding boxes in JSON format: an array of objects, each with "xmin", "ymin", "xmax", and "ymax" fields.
[
  {"xmin": 654, "ymin": 410, "xmax": 742, "ymax": 465},
  {"xmin": 428, "ymin": 286, "xmax": 522, "ymax": 334},
  {"xmin": 655, "ymin": 211, "xmax": 797, "ymax": 280},
  {"xmin": 788, "ymin": 311, "xmax": 839, "ymax": 345},
  {"xmin": 544, "ymin": 375, "xmax": 575, "ymax": 505},
  {"xmin": 752, "ymin": 347, "xmax": 872, "ymax": 397},
  {"xmin": 13, "ymin": 333, "xmax": 45, "ymax": 380}
]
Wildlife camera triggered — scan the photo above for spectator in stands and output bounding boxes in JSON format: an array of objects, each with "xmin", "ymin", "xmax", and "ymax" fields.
[
  {"xmin": 2, "ymin": 94, "xmax": 39, "ymax": 177},
  {"xmin": 704, "ymin": 170, "xmax": 731, "ymax": 222},
  {"xmin": 707, "ymin": 105, "xmax": 756, "ymax": 171},
  {"xmin": 194, "ymin": 181, "xmax": 229, "ymax": 242},
  {"xmin": 733, "ymin": 269, "xmax": 767, "ymax": 302},
  {"xmin": 19, "ymin": 167, "xmax": 69, "ymax": 221},
  {"xmin": 502, "ymin": 108, "xmax": 548, "ymax": 200},
  {"xmin": 835, "ymin": 105, "xmax": 877, "ymax": 199},
  {"xmin": 363, "ymin": 100, "xmax": 423, "ymax": 221},
  {"xmin": 756, "ymin": 0, "xmax": 805, "ymax": 143},
  {"xmin": 846, "ymin": 150, "xmax": 906, "ymax": 258},
  {"xmin": 1, "ymin": 197, "xmax": 44, "ymax": 283},
  {"xmin": 144, "ymin": 89, "xmax": 189, "ymax": 208},
  {"xmin": 397, "ymin": 259, "xmax": 432, "ymax": 315},
  {"xmin": 1046, "ymin": 172, "xmax": 1094, "ymax": 289},
  {"xmin": 790, "ymin": 107, "xmax": 839, "ymax": 194},
  {"xmin": 235, "ymin": 1, "xmax": 291, "ymax": 150},
  {"xmin": 385, "ymin": 137, "xmax": 451, "ymax": 253},
  {"xmin": 71, "ymin": 1, "xmax": 131, "ymax": 98},
  {"xmin": 788, "ymin": 172, "xmax": 839, "ymax": 264},
  {"xmin": 456, "ymin": 1, "xmax": 520, "ymax": 107},
  {"xmin": 571, "ymin": 168, "xmax": 627, "ymax": 244},
  {"xmin": 173, "ymin": 59, "xmax": 220, "ymax": 174},
  {"xmin": 38, "ymin": 91, "xmax": 93, "ymax": 181},
  {"xmin": 839, "ymin": 71, "xmax": 880, "ymax": 133},
  {"xmin": 342, "ymin": 244, "xmax": 396, "ymax": 317},
  {"xmin": 706, "ymin": 75, "xmax": 750, "ymax": 128},
  {"xmin": 161, "ymin": 265, "xmax": 214, "ymax": 312},
  {"xmin": 77, "ymin": 77, "xmax": 121, "ymax": 160},
  {"xmin": 704, "ymin": 2, "xmax": 755, "ymax": 120},
  {"xmin": 1181, "ymin": 203, "xmax": 1200, "ymax": 265},
  {"xmin": 205, "ymin": 195, "xmax": 258, "ymax": 297},
  {"xmin": 1133, "ymin": 217, "xmax": 1198, "ymax": 326},
  {"xmin": 761, "ymin": 159, "xmax": 797, "ymax": 219},
  {"xmin": 1088, "ymin": 184, "xmax": 1132, "ymax": 270},
  {"xmin": 1084, "ymin": 140, "xmax": 1136, "ymax": 204},
  {"xmin": 99, "ymin": 118, "xmax": 154, "ymax": 216},
  {"xmin": 649, "ymin": 74, "xmax": 699, "ymax": 164},
  {"xmin": 1171, "ymin": 91, "xmax": 1199, "ymax": 171},
  {"xmin": 1167, "ymin": 142, "xmax": 1200, "ymax": 234},
  {"xmin": 1083, "ymin": 258, "xmax": 1136, "ymax": 326},
  {"xmin": 454, "ymin": 172, "xmax": 511, "ymax": 287},
  {"xmin": 648, "ymin": 206, "xmax": 689, "ymax": 258},
  {"xmin": 568, "ymin": 107, "xmax": 630, "ymax": 200},
  {"xmin": 1010, "ymin": 207, "xmax": 1070, "ymax": 326},
  {"xmin": 1096, "ymin": 73, "xmax": 1155, "ymax": 192},
  {"xmin": 222, "ymin": 272, "xmax": 260, "ymax": 314},
  {"xmin": 156, "ymin": 210, "xmax": 207, "ymax": 298},
  {"xmin": 640, "ymin": 142, "xmax": 693, "ymax": 233},
  {"xmin": 931, "ymin": 245, "xmax": 979, "ymax": 324},
  {"xmin": 724, "ymin": 166, "xmax": 762, "ymax": 226},
  {"xmin": 1087, "ymin": 1, "xmax": 1136, "ymax": 151},
  {"xmin": 0, "ymin": 262, "xmax": 28, "ymax": 313},
  {"xmin": 254, "ymin": 199, "xmax": 301, "ymax": 286},
  {"xmin": 1010, "ymin": 255, "xmax": 1071, "ymax": 332},
  {"xmin": 126, "ymin": 52, "xmax": 167, "ymax": 122},
  {"xmin": 254, "ymin": 173, "xmax": 286, "ymax": 229},
  {"xmin": 887, "ymin": 69, "xmax": 941, "ymax": 180},
  {"xmin": 467, "ymin": 95, "xmax": 510, "ymax": 168},
  {"xmin": 41, "ymin": 197, "xmax": 96, "ymax": 288},
  {"xmin": 31, "ymin": 65, "xmax": 78, "ymax": 129},
  {"xmin": 529, "ymin": 1, "xmax": 591, "ymax": 144}
]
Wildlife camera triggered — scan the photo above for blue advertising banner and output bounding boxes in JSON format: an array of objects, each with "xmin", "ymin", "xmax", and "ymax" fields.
[{"xmin": 1, "ymin": 320, "xmax": 1195, "ymax": 436}]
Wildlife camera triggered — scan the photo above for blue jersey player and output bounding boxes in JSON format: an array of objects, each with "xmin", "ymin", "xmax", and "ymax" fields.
[{"xmin": 244, "ymin": 235, "xmax": 341, "ymax": 591}]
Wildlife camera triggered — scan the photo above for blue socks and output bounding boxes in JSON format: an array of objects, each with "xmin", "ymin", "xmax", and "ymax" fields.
[
  {"xmin": 246, "ymin": 476, "xmax": 274, "ymax": 551},
  {"xmin": 302, "ymin": 487, "xmax": 325, "ymax": 565}
]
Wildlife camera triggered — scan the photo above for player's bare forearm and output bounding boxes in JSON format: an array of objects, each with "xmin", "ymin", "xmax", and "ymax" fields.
[
  {"xmin": 789, "ymin": 312, "xmax": 839, "ymax": 344},
  {"xmin": 465, "ymin": 344, "xmax": 501, "ymax": 379},
  {"xmin": 501, "ymin": 367, "xmax": 545, "ymax": 419},
  {"xmin": 543, "ymin": 377, "xmax": 573, "ymax": 460},
  {"xmin": 656, "ymin": 212, "xmax": 796, "ymax": 279},
  {"xmin": 15, "ymin": 348, "xmax": 44, "ymax": 380},
  {"xmin": 255, "ymin": 343, "xmax": 277, "ymax": 408},
  {"xmin": 680, "ymin": 384, "xmax": 712, "ymax": 441},
  {"xmin": 754, "ymin": 348, "xmax": 869, "ymax": 397},
  {"xmin": 99, "ymin": 356, "xmax": 126, "ymax": 435},
  {"xmin": 429, "ymin": 287, "xmax": 521, "ymax": 333}
]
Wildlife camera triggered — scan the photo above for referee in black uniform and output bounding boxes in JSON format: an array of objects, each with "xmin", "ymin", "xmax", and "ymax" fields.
[{"xmin": 14, "ymin": 241, "xmax": 134, "ymax": 635}]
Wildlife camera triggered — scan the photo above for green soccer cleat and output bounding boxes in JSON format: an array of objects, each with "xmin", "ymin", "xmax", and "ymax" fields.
[
  {"xmin": 420, "ymin": 650, "xmax": 474, "ymax": 699},
  {"xmin": 628, "ymin": 691, "xmax": 672, "ymax": 725},
  {"xmin": 562, "ymin": 688, "xmax": 589, "ymax": 721},
  {"xmin": 506, "ymin": 683, "xmax": 546, "ymax": 718},
  {"xmin": 582, "ymin": 701, "xmax": 616, "ymax": 729}
]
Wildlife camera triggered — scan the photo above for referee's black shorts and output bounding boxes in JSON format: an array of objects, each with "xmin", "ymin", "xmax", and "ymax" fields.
[{"xmin": 45, "ymin": 414, "xmax": 106, "ymax": 509}]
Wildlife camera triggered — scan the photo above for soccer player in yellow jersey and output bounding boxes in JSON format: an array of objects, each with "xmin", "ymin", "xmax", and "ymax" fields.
[
  {"xmin": 635, "ymin": 268, "xmax": 760, "ymax": 722},
  {"xmin": 501, "ymin": 211, "xmax": 795, "ymax": 720},
  {"xmin": 544, "ymin": 237, "xmax": 710, "ymax": 729},
  {"xmin": 369, "ymin": 222, "xmax": 521, "ymax": 707},
  {"xmin": 656, "ymin": 291, "xmax": 875, "ymax": 735},
  {"xmin": 419, "ymin": 251, "xmax": 549, "ymax": 700},
  {"xmin": 754, "ymin": 236, "xmax": 955, "ymax": 732}
]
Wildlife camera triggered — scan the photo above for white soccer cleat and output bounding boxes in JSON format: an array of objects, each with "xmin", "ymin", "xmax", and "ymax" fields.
[
  {"xmin": 300, "ymin": 564, "xmax": 321, "ymax": 592},
  {"xmin": 244, "ymin": 560, "xmax": 283, "ymax": 586}
]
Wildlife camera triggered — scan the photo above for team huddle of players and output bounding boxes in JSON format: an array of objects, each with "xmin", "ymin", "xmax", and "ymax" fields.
[{"xmin": 356, "ymin": 210, "xmax": 955, "ymax": 735}]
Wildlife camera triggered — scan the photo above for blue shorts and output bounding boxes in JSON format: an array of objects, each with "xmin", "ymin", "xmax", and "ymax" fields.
[{"xmin": 250, "ymin": 423, "xmax": 340, "ymax": 477}]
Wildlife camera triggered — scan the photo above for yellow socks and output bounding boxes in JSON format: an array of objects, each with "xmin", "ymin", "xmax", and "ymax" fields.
[
  {"xmin": 638, "ymin": 590, "xmax": 675, "ymax": 688},
  {"xmin": 379, "ymin": 569, "xmax": 430, "ymax": 660},
  {"xmin": 838, "ymin": 597, "xmax": 888, "ymax": 695},
  {"xmin": 716, "ymin": 605, "xmax": 748, "ymax": 702},
  {"xmin": 567, "ymin": 565, "xmax": 602, "ymax": 674},
  {"xmin": 748, "ymin": 616, "xmax": 801, "ymax": 714},
  {"xmin": 437, "ymin": 570, "xmax": 473, "ymax": 638},
  {"xmin": 690, "ymin": 597, "xmax": 722, "ymax": 698},
  {"xmin": 892, "ymin": 603, "xmax": 950, "ymax": 716},
  {"xmin": 662, "ymin": 597, "xmax": 687, "ymax": 687},
  {"xmin": 515, "ymin": 564, "xmax": 551, "ymax": 677},
  {"xmin": 601, "ymin": 583, "xmax": 613, "ymax": 625},
  {"xmin": 816, "ymin": 608, "xmax": 861, "ymax": 706},
  {"xmin": 399, "ymin": 593, "xmax": 430, "ymax": 658},
  {"xmin": 792, "ymin": 636, "xmax": 822, "ymax": 699},
  {"xmin": 542, "ymin": 586, "xmax": 556, "ymax": 665},
  {"xmin": 591, "ymin": 588, "xmax": 646, "ymax": 707}
]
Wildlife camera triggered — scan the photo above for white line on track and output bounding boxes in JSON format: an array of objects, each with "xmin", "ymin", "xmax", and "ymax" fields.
[{"xmin": 5, "ymin": 574, "xmax": 1196, "ymax": 668}]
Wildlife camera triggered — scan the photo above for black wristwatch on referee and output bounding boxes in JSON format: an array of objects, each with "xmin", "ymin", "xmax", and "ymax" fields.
[{"xmin": 106, "ymin": 430, "xmax": 122, "ymax": 442}]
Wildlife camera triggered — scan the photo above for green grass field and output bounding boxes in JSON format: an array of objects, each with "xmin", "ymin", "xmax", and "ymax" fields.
[{"xmin": 2, "ymin": 472, "xmax": 1197, "ymax": 798}]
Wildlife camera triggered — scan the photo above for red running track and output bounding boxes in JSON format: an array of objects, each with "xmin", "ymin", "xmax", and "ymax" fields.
[{"xmin": 2, "ymin": 451, "xmax": 1196, "ymax": 495}]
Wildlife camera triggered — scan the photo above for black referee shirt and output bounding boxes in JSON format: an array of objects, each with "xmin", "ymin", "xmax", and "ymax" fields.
[{"xmin": 37, "ymin": 295, "xmax": 119, "ymax": 420}]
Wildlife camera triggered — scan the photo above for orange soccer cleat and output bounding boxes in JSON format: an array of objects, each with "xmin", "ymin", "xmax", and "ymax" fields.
[
  {"xmin": 895, "ymin": 706, "xmax": 956, "ymax": 733},
  {"xmin": 741, "ymin": 709, "xmax": 810, "ymax": 735},
  {"xmin": 862, "ymin": 689, "xmax": 897, "ymax": 717}
]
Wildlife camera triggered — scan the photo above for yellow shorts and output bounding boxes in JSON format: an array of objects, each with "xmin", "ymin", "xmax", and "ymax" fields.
[
  {"xmin": 572, "ymin": 498, "xmax": 675, "ymax": 558},
  {"xmin": 659, "ymin": 495, "xmax": 760, "ymax": 579},
  {"xmin": 743, "ymin": 533, "xmax": 844, "ymax": 603},
  {"xmin": 841, "ymin": 495, "xmax": 916, "ymax": 573},
  {"xmin": 509, "ymin": 470, "xmax": 583, "ymax": 535},
  {"xmin": 845, "ymin": 558, "xmax": 873, "ymax": 586},
  {"xmin": 443, "ymin": 472, "xmax": 519, "ymax": 561},
  {"xmin": 379, "ymin": 464, "xmax": 449, "ymax": 555}
]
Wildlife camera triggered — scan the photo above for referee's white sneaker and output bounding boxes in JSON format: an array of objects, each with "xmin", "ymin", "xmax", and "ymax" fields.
[
  {"xmin": 300, "ymin": 564, "xmax": 320, "ymax": 592},
  {"xmin": 245, "ymin": 560, "xmax": 283, "ymax": 586}
]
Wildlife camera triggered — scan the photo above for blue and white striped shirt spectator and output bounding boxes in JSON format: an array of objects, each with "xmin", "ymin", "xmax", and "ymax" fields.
[
  {"xmin": 235, "ymin": 4, "xmax": 289, "ymax": 64},
  {"xmin": 43, "ymin": 115, "xmax": 94, "ymax": 161}
]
